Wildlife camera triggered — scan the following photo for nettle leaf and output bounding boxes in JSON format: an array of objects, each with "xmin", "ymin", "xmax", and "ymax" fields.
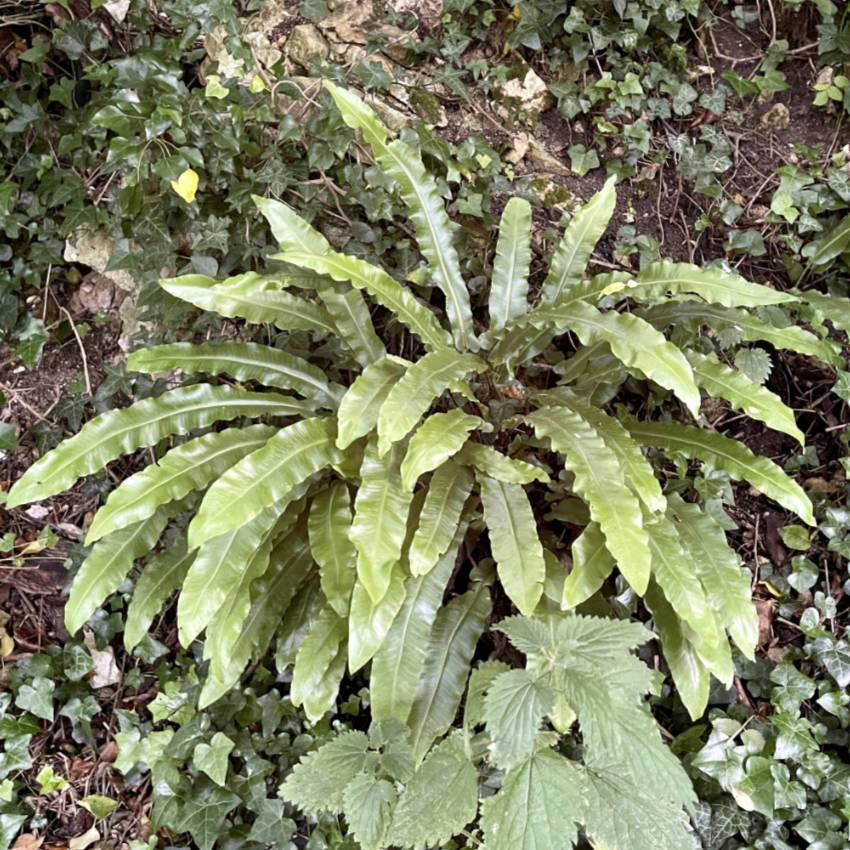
[
  {"xmin": 326, "ymin": 80, "xmax": 475, "ymax": 352},
  {"xmin": 279, "ymin": 730, "xmax": 370, "ymax": 813},
  {"xmin": 188, "ymin": 417, "xmax": 339, "ymax": 547},
  {"xmin": 563, "ymin": 522, "xmax": 615, "ymax": 609},
  {"xmin": 318, "ymin": 284, "xmax": 386, "ymax": 367},
  {"xmin": 376, "ymin": 350, "xmax": 486, "ymax": 455},
  {"xmin": 389, "ymin": 732, "xmax": 478, "ymax": 847},
  {"xmin": 337, "ymin": 357, "xmax": 408, "ymax": 450},
  {"xmin": 160, "ymin": 272, "xmax": 336, "ymax": 335},
  {"xmin": 483, "ymin": 668, "xmax": 553, "ymax": 769},
  {"xmin": 348, "ymin": 568, "xmax": 407, "ymax": 673},
  {"xmin": 733, "ymin": 347, "xmax": 773, "ymax": 385},
  {"xmin": 400, "ymin": 409, "xmax": 485, "ymax": 491},
  {"xmin": 291, "ymin": 604, "xmax": 347, "ymax": 722},
  {"xmin": 342, "ymin": 773, "xmax": 396, "ymax": 850},
  {"xmin": 127, "ymin": 341, "xmax": 341, "ymax": 406},
  {"xmin": 8, "ymin": 385, "xmax": 312, "ymax": 508},
  {"xmin": 66, "ymin": 507, "xmax": 169, "ymax": 634},
  {"xmin": 478, "ymin": 474, "xmax": 545, "ymax": 615},
  {"xmin": 350, "ymin": 439, "xmax": 413, "ymax": 604},
  {"xmin": 479, "ymin": 750, "xmax": 583, "ymax": 850},
  {"xmin": 625, "ymin": 418, "xmax": 815, "ymax": 524},
  {"xmin": 456, "ymin": 442, "xmax": 549, "ymax": 484},
  {"xmin": 528, "ymin": 406, "xmax": 652, "ymax": 594},
  {"xmin": 308, "ymin": 482, "xmax": 356, "ymax": 617},
  {"xmin": 409, "ymin": 460, "xmax": 474, "ymax": 577},
  {"xmin": 489, "ymin": 197, "xmax": 532, "ymax": 332}
]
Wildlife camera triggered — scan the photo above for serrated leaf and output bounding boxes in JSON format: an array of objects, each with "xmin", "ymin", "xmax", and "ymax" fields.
[
  {"xmin": 274, "ymin": 250, "xmax": 451, "ymax": 350},
  {"xmin": 188, "ymin": 418, "xmax": 338, "ymax": 548},
  {"xmin": 389, "ymin": 732, "xmax": 478, "ymax": 847},
  {"xmin": 337, "ymin": 357, "xmax": 408, "ymax": 450},
  {"xmin": 455, "ymin": 442, "xmax": 549, "ymax": 484},
  {"xmin": 127, "ymin": 342, "xmax": 340, "ymax": 405},
  {"xmin": 326, "ymin": 81, "xmax": 475, "ymax": 351},
  {"xmin": 408, "ymin": 582, "xmax": 490, "ymax": 761},
  {"xmin": 318, "ymin": 285, "xmax": 386, "ymax": 367},
  {"xmin": 625, "ymin": 418, "xmax": 815, "ymax": 524},
  {"xmin": 483, "ymin": 668, "xmax": 553, "ymax": 769},
  {"xmin": 541, "ymin": 176, "xmax": 616, "ymax": 305},
  {"xmin": 370, "ymin": 537, "xmax": 458, "ymax": 722},
  {"xmin": 8, "ymin": 385, "xmax": 313, "ymax": 508},
  {"xmin": 528, "ymin": 406, "xmax": 652, "ymax": 594},
  {"xmin": 733, "ymin": 346, "xmax": 773, "ymax": 384},
  {"xmin": 377, "ymin": 350, "xmax": 485, "ymax": 455},
  {"xmin": 160, "ymin": 272, "xmax": 335, "ymax": 334},
  {"xmin": 350, "ymin": 439, "xmax": 413, "ymax": 603},
  {"xmin": 464, "ymin": 660, "xmax": 511, "ymax": 731},
  {"xmin": 479, "ymin": 750, "xmax": 583, "ymax": 850},
  {"xmin": 308, "ymin": 482, "xmax": 356, "ymax": 616},
  {"xmin": 490, "ymin": 197, "xmax": 532, "ymax": 332},
  {"xmin": 563, "ymin": 522, "xmax": 615, "ymax": 608},
  {"xmin": 87, "ymin": 425, "xmax": 276, "ymax": 543},
  {"xmin": 687, "ymin": 351, "xmax": 802, "ymax": 444},
  {"xmin": 348, "ymin": 568, "xmax": 407, "ymax": 673},
  {"xmin": 66, "ymin": 508, "xmax": 169, "ymax": 634},
  {"xmin": 342, "ymin": 774, "xmax": 396, "ymax": 850},
  {"xmin": 409, "ymin": 460, "xmax": 474, "ymax": 576},
  {"xmin": 478, "ymin": 475, "xmax": 545, "ymax": 615},
  {"xmin": 400, "ymin": 409, "xmax": 484, "ymax": 490}
]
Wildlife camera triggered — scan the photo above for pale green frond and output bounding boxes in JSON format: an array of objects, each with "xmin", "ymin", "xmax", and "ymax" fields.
[
  {"xmin": 251, "ymin": 195, "xmax": 332, "ymax": 254},
  {"xmin": 348, "ymin": 569, "xmax": 406, "ymax": 673},
  {"xmin": 127, "ymin": 342, "xmax": 341, "ymax": 406},
  {"xmin": 563, "ymin": 522, "xmax": 615, "ymax": 609},
  {"xmin": 388, "ymin": 732, "xmax": 478, "ymax": 849},
  {"xmin": 308, "ymin": 482, "xmax": 357, "ymax": 617},
  {"xmin": 528, "ymin": 406, "xmax": 652, "ymax": 594},
  {"xmin": 377, "ymin": 350, "xmax": 485, "ymax": 455},
  {"xmin": 486, "ymin": 323, "xmax": 561, "ymax": 372},
  {"xmin": 370, "ymin": 539, "xmax": 458, "ymax": 722},
  {"xmin": 686, "ymin": 350, "xmax": 804, "ymax": 445},
  {"xmin": 642, "ymin": 301, "xmax": 841, "ymax": 366},
  {"xmin": 66, "ymin": 507, "xmax": 170, "ymax": 634},
  {"xmin": 350, "ymin": 439, "xmax": 413, "ymax": 604},
  {"xmin": 805, "ymin": 211, "xmax": 850, "ymax": 266},
  {"xmin": 477, "ymin": 475, "xmax": 545, "ymax": 616},
  {"xmin": 291, "ymin": 604, "xmax": 348, "ymax": 722},
  {"xmin": 325, "ymin": 81, "xmax": 475, "ymax": 351},
  {"xmin": 625, "ymin": 418, "xmax": 815, "ymax": 524},
  {"xmin": 188, "ymin": 418, "xmax": 338, "ymax": 548},
  {"xmin": 178, "ymin": 504, "xmax": 282, "ymax": 646},
  {"xmin": 124, "ymin": 539, "xmax": 194, "ymax": 650},
  {"xmin": 274, "ymin": 249, "xmax": 451, "ymax": 350},
  {"xmin": 541, "ymin": 176, "xmax": 616, "ymax": 305},
  {"xmin": 159, "ymin": 272, "xmax": 335, "ymax": 334},
  {"xmin": 7, "ymin": 385, "xmax": 314, "ymax": 508},
  {"xmin": 400, "ymin": 409, "xmax": 485, "ymax": 491},
  {"xmin": 489, "ymin": 197, "xmax": 532, "ymax": 332},
  {"xmin": 634, "ymin": 260, "xmax": 797, "ymax": 306},
  {"xmin": 408, "ymin": 581, "xmax": 490, "ymax": 762},
  {"xmin": 455, "ymin": 442, "xmax": 549, "ymax": 484},
  {"xmin": 337, "ymin": 357, "xmax": 408, "ymax": 450},
  {"xmin": 464, "ymin": 660, "xmax": 511, "ymax": 732},
  {"xmin": 86, "ymin": 425, "xmax": 276, "ymax": 544},
  {"xmin": 479, "ymin": 751, "xmax": 583, "ymax": 850},
  {"xmin": 409, "ymin": 460, "xmax": 474, "ymax": 577},
  {"xmin": 318, "ymin": 285, "xmax": 386, "ymax": 367},
  {"xmin": 796, "ymin": 287, "xmax": 850, "ymax": 332}
]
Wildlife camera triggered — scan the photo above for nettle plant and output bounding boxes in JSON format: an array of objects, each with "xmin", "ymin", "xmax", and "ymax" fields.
[{"xmin": 8, "ymin": 83, "xmax": 848, "ymax": 848}]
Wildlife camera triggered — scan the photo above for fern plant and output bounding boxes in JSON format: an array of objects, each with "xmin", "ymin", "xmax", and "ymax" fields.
[{"xmin": 8, "ymin": 82, "xmax": 847, "ymax": 848}]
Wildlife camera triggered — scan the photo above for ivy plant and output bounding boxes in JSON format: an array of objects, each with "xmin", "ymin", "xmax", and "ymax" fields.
[{"xmin": 7, "ymin": 82, "xmax": 848, "ymax": 849}]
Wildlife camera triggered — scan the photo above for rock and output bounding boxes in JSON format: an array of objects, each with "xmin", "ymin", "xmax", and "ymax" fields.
[
  {"xmin": 394, "ymin": 0, "xmax": 443, "ymax": 31},
  {"xmin": 285, "ymin": 24, "xmax": 330, "ymax": 70},
  {"xmin": 324, "ymin": 0, "xmax": 373, "ymax": 43},
  {"xmin": 761, "ymin": 102, "xmax": 790, "ymax": 130},
  {"xmin": 493, "ymin": 63, "xmax": 553, "ymax": 125}
]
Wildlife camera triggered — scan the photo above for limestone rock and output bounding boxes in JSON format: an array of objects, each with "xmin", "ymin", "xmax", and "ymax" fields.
[
  {"xmin": 493, "ymin": 64, "xmax": 554, "ymax": 124},
  {"xmin": 285, "ymin": 24, "xmax": 330, "ymax": 70}
]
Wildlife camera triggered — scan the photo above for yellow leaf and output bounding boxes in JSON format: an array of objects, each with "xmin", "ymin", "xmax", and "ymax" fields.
[
  {"xmin": 0, "ymin": 629, "xmax": 13, "ymax": 659},
  {"xmin": 19, "ymin": 540, "xmax": 45, "ymax": 555},
  {"xmin": 249, "ymin": 74, "xmax": 266, "ymax": 93},
  {"xmin": 170, "ymin": 169, "xmax": 199, "ymax": 204}
]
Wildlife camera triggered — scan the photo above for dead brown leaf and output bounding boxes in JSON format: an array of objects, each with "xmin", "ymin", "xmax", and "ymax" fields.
[
  {"xmin": 12, "ymin": 835, "xmax": 45, "ymax": 850},
  {"xmin": 754, "ymin": 598, "xmax": 775, "ymax": 647}
]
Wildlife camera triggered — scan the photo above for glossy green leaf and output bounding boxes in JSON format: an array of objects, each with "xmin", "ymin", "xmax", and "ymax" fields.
[
  {"xmin": 86, "ymin": 425, "xmax": 276, "ymax": 544},
  {"xmin": 127, "ymin": 341, "xmax": 340, "ymax": 405},
  {"xmin": 350, "ymin": 439, "xmax": 413, "ymax": 603},
  {"xmin": 408, "ymin": 581, "xmax": 491, "ymax": 761},
  {"xmin": 489, "ymin": 197, "xmax": 532, "ymax": 332},
  {"xmin": 478, "ymin": 475, "xmax": 545, "ymax": 615},
  {"xmin": 409, "ymin": 460, "xmax": 474, "ymax": 576},
  {"xmin": 348, "ymin": 568, "xmax": 407, "ymax": 673},
  {"xmin": 377, "ymin": 350, "xmax": 485, "ymax": 455},
  {"xmin": 796, "ymin": 288, "xmax": 850, "ymax": 333},
  {"xmin": 188, "ymin": 418, "xmax": 338, "ymax": 547},
  {"xmin": 455, "ymin": 442, "xmax": 549, "ymax": 484},
  {"xmin": 625, "ymin": 418, "xmax": 815, "ymax": 524},
  {"xmin": 176, "ymin": 777, "xmax": 239, "ymax": 850},
  {"xmin": 541, "ymin": 176, "xmax": 616, "ymax": 305},
  {"xmin": 806, "ymin": 211, "xmax": 850, "ymax": 266},
  {"xmin": 308, "ymin": 482, "xmax": 356, "ymax": 617},
  {"xmin": 528, "ymin": 406, "xmax": 652, "ymax": 594},
  {"xmin": 563, "ymin": 522, "xmax": 615, "ymax": 609},
  {"xmin": 318, "ymin": 285, "xmax": 386, "ymax": 367},
  {"xmin": 66, "ymin": 508, "xmax": 169, "ymax": 634},
  {"xmin": 193, "ymin": 732, "xmax": 235, "ymax": 787},
  {"xmin": 252, "ymin": 195, "xmax": 332, "ymax": 254},
  {"xmin": 400, "ymin": 409, "xmax": 484, "ymax": 490},
  {"xmin": 337, "ymin": 357, "xmax": 408, "ymax": 450},
  {"xmin": 8, "ymin": 385, "xmax": 314, "ymax": 508},
  {"xmin": 160, "ymin": 271, "xmax": 335, "ymax": 334}
]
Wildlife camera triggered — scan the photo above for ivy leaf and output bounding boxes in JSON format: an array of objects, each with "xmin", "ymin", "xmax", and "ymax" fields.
[
  {"xmin": 15, "ymin": 676, "xmax": 55, "ymax": 721},
  {"xmin": 812, "ymin": 637, "xmax": 850, "ymax": 688},
  {"xmin": 13, "ymin": 316, "xmax": 48, "ymax": 369},
  {"xmin": 193, "ymin": 732, "xmax": 235, "ymax": 786},
  {"xmin": 176, "ymin": 776, "xmax": 239, "ymax": 850},
  {"xmin": 342, "ymin": 774, "xmax": 396, "ymax": 850}
]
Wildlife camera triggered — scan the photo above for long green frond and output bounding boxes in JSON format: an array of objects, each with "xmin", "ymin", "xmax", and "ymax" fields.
[{"xmin": 489, "ymin": 197, "xmax": 532, "ymax": 332}]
